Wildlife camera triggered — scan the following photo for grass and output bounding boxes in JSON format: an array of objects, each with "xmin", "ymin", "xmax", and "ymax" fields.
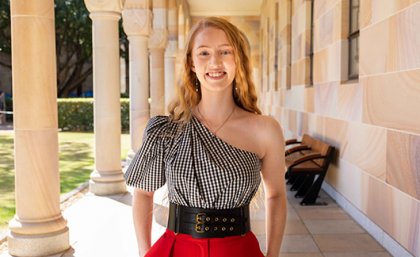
[{"xmin": 0, "ymin": 132, "xmax": 130, "ymax": 230}]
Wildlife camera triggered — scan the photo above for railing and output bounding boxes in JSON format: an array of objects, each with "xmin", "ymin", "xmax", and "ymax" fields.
[{"xmin": 0, "ymin": 110, "xmax": 12, "ymax": 125}]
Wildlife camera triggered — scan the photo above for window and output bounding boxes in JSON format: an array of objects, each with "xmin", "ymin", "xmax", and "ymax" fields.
[
  {"xmin": 348, "ymin": 0, "xmax": 359, "ymax": 79},
  {"xmin": 266, "ymin": 18, "xmax": 270, "ymax": 91},
  {"xmin": 287, "ymin": 0, "xmax": 292, "ymax": 90},
  {"xmin": 274, "ymin": 2, "xmax": 279, "ymax": 91},
  {"xmin": 260, "ymin": 28, "xmax": 264, "ymax": 91},
  {"xmin": 309, "ymin": 0, "xmax": 314, "ymax": 85}
]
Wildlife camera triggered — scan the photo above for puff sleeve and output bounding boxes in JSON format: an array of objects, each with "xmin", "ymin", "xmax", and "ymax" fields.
[{"xmin": 124, "ymin": 116, "xmax": 170, "ymax": 191}]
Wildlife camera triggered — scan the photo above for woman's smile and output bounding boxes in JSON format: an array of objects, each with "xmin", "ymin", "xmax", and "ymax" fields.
[{"xmin": 206, "ymin": 71, "xmax": 227, "ymax": 80}]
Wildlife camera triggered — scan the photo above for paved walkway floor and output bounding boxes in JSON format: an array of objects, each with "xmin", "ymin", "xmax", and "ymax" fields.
[{"xmin": 0, "ymin": 185, "xmax": 392, "ymax": 257}]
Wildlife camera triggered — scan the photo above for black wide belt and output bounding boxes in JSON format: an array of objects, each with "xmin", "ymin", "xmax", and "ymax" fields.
[{"xmin": 167, "ymin": 203, "xmax": 251, "ymax": 238}]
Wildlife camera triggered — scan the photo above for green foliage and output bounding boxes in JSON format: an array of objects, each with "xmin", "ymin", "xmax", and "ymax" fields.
[
  {"xmin": 58, "ymin": 98, "xmax": 94, "ymax": 131},
  {"xmin": 58, "ymin": 98, "xmax": 130, "ymax": 132},
  {"xmin": 0, "ymin": 0, "xmax": 129, "ymax": 97},
  {"xmin": 0, "ymin": 132, "xmax": 131, "ymax": 229},
  {"xmin": 0, "ymin": 0, "xmax": 11, "ymax": 55},
  {"xmin": 58, "ymin": 132, "xmax": 94, "ymax": 193},
  {"xmin": 0, "ymin": 134, "xmax": 15, "ymax": 229},
  {"xmin": 55, "ymin": 0, "xmax": 92, "ymax": 60},
  {"xmin": 120, "ymin": 98, "xmax": 130, "ymax": 132},
  {"xmin": 4, "ymin": 96, "xmax": 13, "ymax": 122},
  {"xmin": 55, "ymin": 0, "xmax": 93, "ymax": 97}
]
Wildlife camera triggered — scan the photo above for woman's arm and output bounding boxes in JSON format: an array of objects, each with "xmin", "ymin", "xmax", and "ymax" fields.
[
  {"xmin": 132, "ymin": 188, "xmax": 154, "ymax": 257},
  {"xmin": 259, "ymin": 116, "xmax": 287, "ymax": 257}
]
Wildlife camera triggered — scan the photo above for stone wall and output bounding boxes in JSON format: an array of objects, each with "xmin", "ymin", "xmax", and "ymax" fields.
[{"xmin": 259, "ymin": 0, "xmax": 420, "ymax": 256}]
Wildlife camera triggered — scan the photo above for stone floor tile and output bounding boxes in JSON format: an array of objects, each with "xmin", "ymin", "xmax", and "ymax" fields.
[
  {"xmin": 287, "ymin": 190, "xmax": 338, "ymax": 209},
  {"xmin": 284, "ymin": 220, "xmax": 309, "ymax": 235},
  {"xmin": 296, "ymin": 207, "xmax": 351, "ymax": 220},
  {"xmin": 251, "ymin": 219, "xmax": 266, "ymax": 235},
  {"xmin": 280, "ymin": 254, "xmax": 323, "ymax": 257},
  {"xmin": 304, "ymin": 219, "xmax": 364, "ymax": 234},
  {"xmin": 60, "ymin": 247, "xmax": 76, "ymax": 257},
  {"xmin": 280, "ymin": 235, "xmax": 320, "ymax": 253},
  {"xmin": 323, "ymin": 252, "xmax": 392, "ymax": 257},
  {"xmin": 313, "ymin": 233, "xmax": 385, "ymax": 252},
  {"xmin": 286, "ymin": 206, "xmax": 301, "ymax": 221},
  {"xmin": 255, "ymin": 234, "xmax": 267, "ymax": 253}
]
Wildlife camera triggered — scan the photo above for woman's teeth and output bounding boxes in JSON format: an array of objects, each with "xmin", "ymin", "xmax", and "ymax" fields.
[{"xmin": 207, "ymin": 72, "xmax": 225, "ymax": 78}]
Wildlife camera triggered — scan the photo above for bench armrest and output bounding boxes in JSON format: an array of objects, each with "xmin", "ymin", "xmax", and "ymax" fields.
[
  {"xmin": 285, "ymin": 145, "xmax": 312, "ymax": 156},
  {"xmin": 289, "ymin": 152, "xmax": 325, "ymax": 169},
  {"xmin": 285, "ymin": 139, "xmax": 301, "ymax": 145}
]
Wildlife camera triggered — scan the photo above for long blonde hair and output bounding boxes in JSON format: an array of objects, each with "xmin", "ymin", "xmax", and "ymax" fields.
[{"xmin": 168, "ymin": 17, "xmax": 261, "ymax": 122}]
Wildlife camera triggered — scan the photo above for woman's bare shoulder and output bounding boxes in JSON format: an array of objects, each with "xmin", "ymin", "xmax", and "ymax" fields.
[
  {"xmin": 237, "ymin": 111, "xmax": 283, "ymax": 141},
  {"xmin": 230, "ymin": 110, "xmax": 283, "ymax": 158},
  {"xmin": 239, "ymin": 111, "xmax": 282, "ymax": 134}
]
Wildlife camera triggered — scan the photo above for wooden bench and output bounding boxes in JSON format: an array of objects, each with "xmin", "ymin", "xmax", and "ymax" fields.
[{"xmin": 285, "ymin": 134, "xmax": 335, "ymax": 205}]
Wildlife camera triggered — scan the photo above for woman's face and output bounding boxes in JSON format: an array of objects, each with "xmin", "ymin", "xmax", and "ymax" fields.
[{"xmin": 191, "ymin": 27, "xmax": 236, "ymax": 93}]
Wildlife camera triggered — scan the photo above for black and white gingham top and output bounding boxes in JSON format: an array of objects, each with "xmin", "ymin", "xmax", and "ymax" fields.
[{"xmin": 124, "ymin": 115, "xmax": 262, "ymax": 209}]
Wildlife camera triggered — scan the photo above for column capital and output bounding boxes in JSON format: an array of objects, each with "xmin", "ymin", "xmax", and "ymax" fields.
[
  {"xmin": 148, "ymin": 28, "xmax": 168, "ymax": 49},
  {"xmin": 84, "ymin": 0, "xmax": 124, "ymax": 14},
  {"xmin": 124, "ymin": 0, "xmax": 149, "ymax": 9},
  {"xmin": 122, "ymin": 9, "xmax": 152, "ymax": 37},
  {"xmin": 165, "ymin": 41, "xmax": 178, "ymax": 57}
]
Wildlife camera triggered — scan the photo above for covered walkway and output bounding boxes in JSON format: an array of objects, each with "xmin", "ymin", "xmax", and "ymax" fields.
[{"xmin": 1, "ymin": 186, "xmax": 392, "ymax": 257}]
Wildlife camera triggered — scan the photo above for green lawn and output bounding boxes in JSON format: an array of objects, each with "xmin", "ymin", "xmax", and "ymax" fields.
[{"xmin": 0, "ymin": 132, "xmax": 130, "ymax": 229}]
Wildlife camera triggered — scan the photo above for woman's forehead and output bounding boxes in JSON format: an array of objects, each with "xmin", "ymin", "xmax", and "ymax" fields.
[{"xmin": 193, "ymin": 27, "xmax": 231, "ymax": 48}]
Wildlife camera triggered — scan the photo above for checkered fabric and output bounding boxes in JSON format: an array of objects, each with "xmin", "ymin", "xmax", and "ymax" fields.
[{"xmin": 125, "ymin": 115, "xmax": 262, "ymax": 209}]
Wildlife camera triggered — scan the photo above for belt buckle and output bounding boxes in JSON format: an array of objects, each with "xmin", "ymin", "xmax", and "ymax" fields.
[
  {"xmin": 195, "ymin": 212, "xmax": 206, "ymax": 223},
  {"xmin": 195, "ymin": 223, "xmax": 205, "ymax": 233},
  {"xmin": 195, "ymin": 212, "xmax": 206, "ymax": 233}
]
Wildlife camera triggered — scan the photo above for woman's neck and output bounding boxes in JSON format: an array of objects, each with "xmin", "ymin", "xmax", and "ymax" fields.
[{"xmin": 197, "ymin": 91, "xmax": 236, "ymax": 122}]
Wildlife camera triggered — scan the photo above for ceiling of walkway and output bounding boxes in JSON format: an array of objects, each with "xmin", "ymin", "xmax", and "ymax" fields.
[{"xmin": 187, "ymin": 0, "xmax": 262, "ymax": 16}]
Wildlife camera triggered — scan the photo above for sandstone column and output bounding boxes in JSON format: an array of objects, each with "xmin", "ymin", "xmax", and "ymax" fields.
[
  {"xmin": 84, "ymin": 0, "xmax": 126, "ymax": 195},
  {"xmin": 149, "ymin": 0, "xmax": 168, "ymax": 117},
  {"xmin": 122, "ymin": 0, "xmax": 152, "ymax": 160},
  {"xmin": 164, "ymin": 0, "xmax": 178, "ymax": 112},
  {"xmin": 8, "ymin": 1, "xmax": 69, "ymax": 256},
  {"xmin": 177, "ymin": 4, "xmax": 185, "ymax": 50}
]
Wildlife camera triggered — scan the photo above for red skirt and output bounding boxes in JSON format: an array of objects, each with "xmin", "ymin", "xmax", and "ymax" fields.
[{"xmin": 145, "ymin": 229, "xmax": 265, "ymax": 257}]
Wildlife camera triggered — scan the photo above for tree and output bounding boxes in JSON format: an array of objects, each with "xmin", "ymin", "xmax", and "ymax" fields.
[
  {"xmin": 0, "ymin": 0, "xmax": 11, "ymax": 70},
  {"xmin": 55, "ymin": 0, "xmax": 93, "ymax": 97},
  {"xmin": 0, "ymin": 0, "xmax": 128, "ymax": 98}
]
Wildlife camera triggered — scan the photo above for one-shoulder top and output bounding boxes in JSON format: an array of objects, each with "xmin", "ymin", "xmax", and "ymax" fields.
[{"xmin": 124, "ymin": 115, "xmax": 262, "ymax": 209}]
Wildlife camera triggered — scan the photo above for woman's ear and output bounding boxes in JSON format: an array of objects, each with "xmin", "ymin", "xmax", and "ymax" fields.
[{"xmin": 191, "ymin": 63, "xmax": 196, "ymax": 72}]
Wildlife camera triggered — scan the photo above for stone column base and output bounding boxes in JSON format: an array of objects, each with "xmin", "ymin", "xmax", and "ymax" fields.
[
  {"xmin": 7, "ymin": 227, "xmax": 69, "ymax": 257},
  {"xmin": 89, "ymin": 170, "xmax": 127, "ymax": 195}
]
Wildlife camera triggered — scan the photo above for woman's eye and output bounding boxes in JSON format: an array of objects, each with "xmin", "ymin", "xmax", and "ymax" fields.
[
  {"xmin": 198, "ymin": 51, "xmax": 209, "ymax": 56},
  {"xmin": 221, "ymin": 50, "xmax": 232, "ymax": 55}
]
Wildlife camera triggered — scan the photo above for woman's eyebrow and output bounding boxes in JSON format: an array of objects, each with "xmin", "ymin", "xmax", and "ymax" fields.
[
  {"xmin": 196, "ymin": 45, "xmax": 209, "ymax": 48},
  {"xmin": 196, "ymin": 44, "xmax": 232, "ymax": 49}
]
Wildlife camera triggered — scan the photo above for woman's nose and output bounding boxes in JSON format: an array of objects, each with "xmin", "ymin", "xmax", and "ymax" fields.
[{"xmin": 209, "ymin": 54, "xmax": 222, "ymax": 67}]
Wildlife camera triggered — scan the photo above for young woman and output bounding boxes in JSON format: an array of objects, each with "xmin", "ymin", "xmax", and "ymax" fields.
[{"xmin": 125, "ymin": 17, "xmax": 286, "ymax": 257}]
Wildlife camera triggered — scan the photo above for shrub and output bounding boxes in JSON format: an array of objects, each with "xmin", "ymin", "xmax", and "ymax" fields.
[
  {"xmin": 58, "ymin": 98, "xmax": 130, "ymax": 132},
  {"xmin": 120, "ymin": 98, "xmax": 129, "ymax": 132}
]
